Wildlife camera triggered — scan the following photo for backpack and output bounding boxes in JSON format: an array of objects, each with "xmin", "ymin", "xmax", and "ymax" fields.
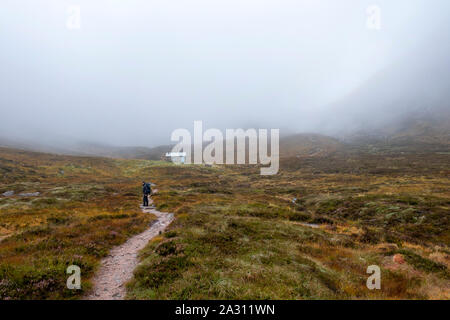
[{"xmin": 144, "ymin": 183, "xmax": 151, "ymax": 194}]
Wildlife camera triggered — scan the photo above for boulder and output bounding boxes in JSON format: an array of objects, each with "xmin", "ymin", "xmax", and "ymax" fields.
[{"xmin": 393, "ymin": 254, "xmax": 405, "ymax": 264}]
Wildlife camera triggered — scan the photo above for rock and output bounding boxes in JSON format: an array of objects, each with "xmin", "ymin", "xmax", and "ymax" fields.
[
  {"xmin": 18, "ymin": 192, "xmax": 40, "ymax": 197},
  {"xmin": 393, "ymin": 254, "xmax": 405, "ymax": 264},
  {"xmin": 1, "ymin": 191, "xmax": 14, "ymax": 197}
]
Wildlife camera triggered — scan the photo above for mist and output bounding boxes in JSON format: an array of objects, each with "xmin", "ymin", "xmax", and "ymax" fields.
[{"xmin": 1, "ymin": 0, "xmax": 449, "ymax": 148}]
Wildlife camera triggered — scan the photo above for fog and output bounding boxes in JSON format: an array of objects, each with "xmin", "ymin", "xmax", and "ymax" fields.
[{"xmin": 1, "ymin": 0, "xmax": 449, "ymax": 147}]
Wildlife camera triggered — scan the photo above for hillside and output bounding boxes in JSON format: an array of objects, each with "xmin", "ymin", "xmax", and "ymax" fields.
[
  {"xmin": 337, "ymin": 112, "xmax": 450, "ymax": 155},
  {"xmin": 279, "ymin": 133, "xmax": 343, "ymax": 158},
  {"xmin": 65, "ymin": 142, "xmax": 173, "ymax": 161},
  {"xmin": 321, "ymin": 40, "xmax": 450, "ymax": 137},
  {"xmin": 0, "ymin": 137, "xmax": 172, "ymax": 161}
]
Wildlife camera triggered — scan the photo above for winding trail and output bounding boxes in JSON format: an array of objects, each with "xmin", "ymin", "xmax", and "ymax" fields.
[{"xmin": 85, "ymin": 194, "xmax": 174, "ymax": 300}]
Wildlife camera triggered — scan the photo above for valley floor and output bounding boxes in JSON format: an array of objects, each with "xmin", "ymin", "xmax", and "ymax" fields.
[{"xmin": 0, "ymin": 147, "xmax": 449, "ymax": 299}]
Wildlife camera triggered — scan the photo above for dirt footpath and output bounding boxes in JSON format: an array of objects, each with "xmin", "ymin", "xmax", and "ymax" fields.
[{"xmin": 85, "ymin": 197, "xmax": 173, "ymax": 300}]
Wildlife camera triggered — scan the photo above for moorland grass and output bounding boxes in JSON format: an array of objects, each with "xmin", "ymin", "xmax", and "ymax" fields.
[
  {"xmin": 126, "ymin": 152, "xmax": 449, "ymax": 299},
  {"xmin": 1, "ymin": 146, "xmax": 449, "ymax": 299}
]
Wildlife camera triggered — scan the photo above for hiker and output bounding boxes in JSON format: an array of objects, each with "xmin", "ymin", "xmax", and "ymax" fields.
[{"xmin": 142, "ymin": 181, "xmax": 152, "ymax": 207}]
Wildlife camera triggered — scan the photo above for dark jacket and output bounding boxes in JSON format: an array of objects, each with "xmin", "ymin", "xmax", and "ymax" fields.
[{"xmin": 143, "ymin": 183, "xmax": 151, "ymax": 195}]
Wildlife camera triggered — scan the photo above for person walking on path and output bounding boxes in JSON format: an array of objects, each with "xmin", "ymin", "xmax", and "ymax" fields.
[{"xmin": 142, "ymin": 181, "xmax": 151, "ymax": 207}]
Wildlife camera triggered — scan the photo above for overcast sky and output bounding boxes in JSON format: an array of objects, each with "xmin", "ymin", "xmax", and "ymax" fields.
[{"xmin": 1, "ymin": 0, "xmax": 449, "ymax": 147}]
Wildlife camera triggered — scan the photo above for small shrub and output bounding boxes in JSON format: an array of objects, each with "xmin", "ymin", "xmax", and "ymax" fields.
[
  {"xmin": 289, "ymin": 212, "xmax": 310, "ymax": 222},
  {"xmin": 155, "ymin": 241, "xmax": 180, "ymax": 256}
]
